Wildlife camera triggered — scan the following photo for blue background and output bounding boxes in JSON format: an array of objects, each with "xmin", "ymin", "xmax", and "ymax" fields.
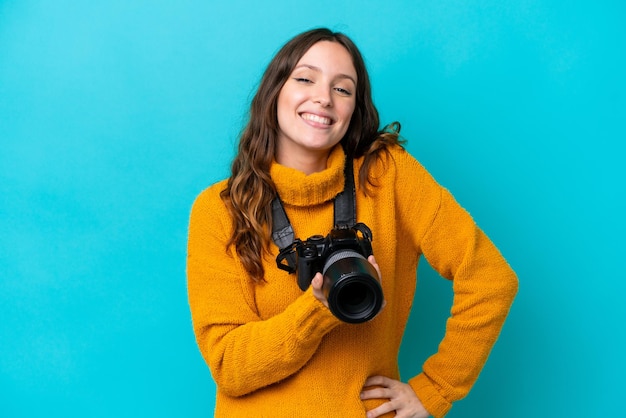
[{"xmin": 1, "ymin": 1, "xmax": 624, "ymax": 417}]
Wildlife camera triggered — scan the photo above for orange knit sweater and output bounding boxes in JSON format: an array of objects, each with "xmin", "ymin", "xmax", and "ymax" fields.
[{"xmin": 187, "ymin": 145, "xmax": 518, "ymax": 417}]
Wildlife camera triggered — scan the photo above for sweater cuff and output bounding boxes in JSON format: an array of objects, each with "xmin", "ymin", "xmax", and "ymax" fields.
[
  {"xmin": 292, "ymin": 289, "xmax": 341, "ymax": 341},
  {"xmin": 409, "ymin": 373, "xmax": 452, "ymax": 418}
]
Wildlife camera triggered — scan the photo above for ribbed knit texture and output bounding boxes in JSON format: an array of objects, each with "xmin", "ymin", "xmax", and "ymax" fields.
[{"xmin": 187, "ymin": 145, "xmax": 518, "ymax": 417}]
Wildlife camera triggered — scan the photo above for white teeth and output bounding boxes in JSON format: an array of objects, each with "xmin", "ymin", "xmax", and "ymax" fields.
[{"xmin": 302, "ymin": 113, "xmax": 332, "ymax": 125}]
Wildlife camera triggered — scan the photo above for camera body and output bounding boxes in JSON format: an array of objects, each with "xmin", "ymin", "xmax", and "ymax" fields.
[{"xmin": 295, "ymin": 223, "xmax": 383, "ymax": 323}]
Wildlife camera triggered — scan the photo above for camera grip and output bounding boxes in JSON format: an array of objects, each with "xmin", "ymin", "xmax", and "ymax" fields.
[{"xmin": 296, "ymin": 244, "xmax": 320, "ymax": 291}]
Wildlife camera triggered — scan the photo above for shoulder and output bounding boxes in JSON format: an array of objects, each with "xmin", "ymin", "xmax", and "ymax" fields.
[
  {"xmin": 191, "ymin": 179, "xmax": 229, "ymax": 212},
  {"xmin": 358, "ymin": 144, "xmax": 434, "ymax": 187},
  {"xmin": 189, "ymin": 179, "xmax": 231, "ymax": 232},
  {"xmin": 387, "ymin": 144, "xmax": 429, "ymax": 173},
  {"xmin": 360, "ymin": 144, "xmax": 444, "ymax": 217}
]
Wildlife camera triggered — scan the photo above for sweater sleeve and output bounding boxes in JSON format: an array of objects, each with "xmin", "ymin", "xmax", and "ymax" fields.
[
  {"xmin": 186, "ymin": 187, "xmax": 341, "ymax": 397},
  {"xmin": 394, "ymin": 153, "xmax": 518, "ymax": 417}
]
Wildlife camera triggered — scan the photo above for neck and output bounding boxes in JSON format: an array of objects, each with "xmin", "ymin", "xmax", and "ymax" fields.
[{"xmin": 275, "ymin": 148, "xmax": 331, "ymax": 175}]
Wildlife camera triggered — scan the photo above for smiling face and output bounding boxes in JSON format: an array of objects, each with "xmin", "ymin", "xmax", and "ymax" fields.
[{"xmin": 275, "ymin": 41, "xmax": 357, "ymax": 174}]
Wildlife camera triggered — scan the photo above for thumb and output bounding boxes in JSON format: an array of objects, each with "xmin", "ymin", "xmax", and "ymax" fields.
[
  {"xmin": 311, "ymin": 272, "xmax": 329, "ymax": 308},
  {"xmin": 311, "ymin": 272, "xmax": 323, "ymax": 290}
]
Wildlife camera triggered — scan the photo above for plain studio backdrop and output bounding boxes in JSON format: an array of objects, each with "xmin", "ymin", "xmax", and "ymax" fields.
[{"xmin": 1, "ymin": 1, "xmax": 624, "ymax": 417}]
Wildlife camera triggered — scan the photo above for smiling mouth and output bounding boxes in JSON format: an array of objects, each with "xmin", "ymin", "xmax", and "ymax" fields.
[{"xmin": 301, "ymin": 112, "xmax": 333, "ymax": 126}]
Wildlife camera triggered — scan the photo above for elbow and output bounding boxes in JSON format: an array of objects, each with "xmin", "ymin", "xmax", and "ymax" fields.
[
  {"xmin": 209, "ymin": 362, "xmax": 269, "ymax": 398},
  {"xmin": 485, "ymin": 258, "xmax": 519, "ymax": 306},
  {"xmin": 488, "ymin": 267, "xmax": 519, "ymax": 323},
  {"xmin": 205, "ymin": 344, "xmax": 264, "ymax": 398},
  {"xmin": 503, "ymin": 267, "xmax": 519, "ymax": 306},
  {"xmin": 211, "ymin": 370, "xmax": 252, "ymax": 398},
  {"xmin": 194, "ymin": 330, "xmax": 255, "ymax": 398},
  {"xmin": 486, "ymin": 266, "xmax": 518, "ymax": 312}
]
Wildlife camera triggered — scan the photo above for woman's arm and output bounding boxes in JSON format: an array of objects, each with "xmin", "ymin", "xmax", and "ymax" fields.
[
  {"xmin": 386, "ymin": 149, "xmax": 518, "ymax": 417},
  {"xmin": 409, "ymin": 185, "xmax": 518, "ymax": 417},
  {"xmin": 187, "ymin": 188, "xmax": 341, "ymax": 397}
]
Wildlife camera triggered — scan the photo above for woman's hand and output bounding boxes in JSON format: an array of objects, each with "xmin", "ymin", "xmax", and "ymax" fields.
[
  {"xmin": 311, "ymin": 255, "xmax": 383, "ymax": 308},
  {"xmin": 311, "ymin": 272, "xmax": 329, "ymax": 307},
  {"xmin": 361, "ymin": 376, "xmax": 430, "ymax": 418}
]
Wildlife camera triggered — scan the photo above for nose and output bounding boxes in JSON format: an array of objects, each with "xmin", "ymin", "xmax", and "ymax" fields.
[{"xmin": 314, "ymin": 84, "xmax": 333, "ymax": 107}]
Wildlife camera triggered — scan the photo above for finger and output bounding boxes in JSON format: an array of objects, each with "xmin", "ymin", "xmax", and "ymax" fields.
[
  {"xmin": 365, "ymin": 401, "xmax": 396, "ymax": 418},
  {"xmin": 368, "ymin": 255, "xmax": 382, "ymax": 279},
  {"xmin": 360, "ymin": 387, "xmax": 392, "ymax": 400},
  {"xmin": 363, "ymin": 375, "xmax": 391, "ymax": 388},
  {"xmin": 311, "ymin": 273, "xmax": 330, "ymax": 308},
  {"xmin": 311, "ymin": 272, "xmax": 323, "ymax": 290}
]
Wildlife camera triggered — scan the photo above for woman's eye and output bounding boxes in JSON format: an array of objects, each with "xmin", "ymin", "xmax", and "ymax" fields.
[
  {"xmin": 335, "ymin": 87, "xmax": 352, "ymax": 96},
  {"xmin": 294, "ymin": 77, "xmax": 312, "ymax": 83}
]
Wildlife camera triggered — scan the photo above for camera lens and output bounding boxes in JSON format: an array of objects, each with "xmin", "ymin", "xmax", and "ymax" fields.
[
  {"xmin": 341, "ymin": 282, "xmax": 369, "ymax": 310},
  {"xmin": 322, "ymin": 250, "xmax": 383, "ymax": 323}
]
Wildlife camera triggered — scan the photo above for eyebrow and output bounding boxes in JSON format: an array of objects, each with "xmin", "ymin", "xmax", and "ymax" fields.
[{"xmin": 293, "ymin": 64, "xmax": 357, "ymax": 85}]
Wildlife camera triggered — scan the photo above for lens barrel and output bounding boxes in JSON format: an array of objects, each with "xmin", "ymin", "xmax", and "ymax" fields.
[{"xmin": 322, "ymin": 250, "xmax": 383, "ymax": 323}]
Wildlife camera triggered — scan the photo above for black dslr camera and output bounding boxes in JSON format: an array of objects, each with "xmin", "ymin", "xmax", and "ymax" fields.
[{"xmin": 279, "ymin": 223, "xmax": 383, "ymax": 323}]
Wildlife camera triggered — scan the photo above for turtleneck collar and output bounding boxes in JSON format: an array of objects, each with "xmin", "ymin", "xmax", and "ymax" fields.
[{"xmin": 270, "ymin": 145, "xmax": 346, "ymax": 207}]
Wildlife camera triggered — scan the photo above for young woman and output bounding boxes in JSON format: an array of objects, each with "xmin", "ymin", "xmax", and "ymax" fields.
[{"xmin": 187, "ymin": 28, "xmax": 518, "ymax": 418}]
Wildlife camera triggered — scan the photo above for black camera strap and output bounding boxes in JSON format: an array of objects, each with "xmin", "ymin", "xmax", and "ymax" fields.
[
  {"xmin": 272, "ymin": 156, "xmax": 356, "ymax": 273},
  {"xmin": 333, "ymin": 155, "xmax": 357, "ymax": 228}
]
